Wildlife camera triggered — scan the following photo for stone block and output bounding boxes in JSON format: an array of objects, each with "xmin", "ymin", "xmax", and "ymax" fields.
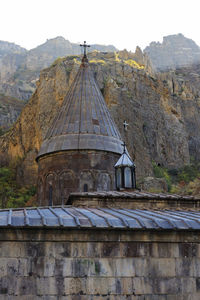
[
  {"xmin": 36, "ymin": 277, "xmax": 58, "ymax": 295},
  {"xmin": 71, "ymin": 242, "xmax": 87, "ymax": 257},
  {"xmin": 0, "ymin": 259, "xmax": 8, "ymax": 277},
  {"xmin": 149, "ymin": 258, "xmax": 176, "ymax": 277},
  {"xmin": 132, "ymin": 277, "xmax": 153, "ymax": 295},
  {"xmin": 87, "ymin": 277, "xmax": 116, "ymax": 295},
  {"xmin": 44, "ymin": 256, "xmax": 55, "ymax": 277},
  {"xmin": 0, "ymin": 242, "xmax": 25, "ymax": 258},
  {"xmin": 179, "ymin": 243, "xmax": 197, "ymax": 258},
  {"xmin": 114, "ymin": 258, "xmax": 135, "ymax": 277},
  {"xmin": 6, "ymin": 258, "xmax": 19, "ymax": 276},
  {"xmin": 120, "ymin": 277, "xmax": 134, "ymax": 294},
  {"xmin": 71, "ymin": 258, "xmax": 90, "ymax": 277},
  {"xmin": 64, "ymin": 278, "xmax": 87, "ymax": 295},
  {"xmin": 193, "ymin": 258, "xmax": 200, "ymax": 277},
  {"xmin": 153, "ymin": 277, "xmax": 181, "ymax": 294},
  {"xmin": 87, "ymin": 242, "xmax": 101, "ymax": 257},
  {"xmin": 175, "ymin": 258, "xmax": 194, "ymax": 277},
  {"xmin": 180, "ymin": 277, "xmax": 196, "ymax": 294},
  {"xmin": 182, "ymin": 294, "xmax": 200, "ymax": 300},
  {"xmin": 0, "ymin": 275, "xmax": 17, "ymax": 295},
  {"xmin": 62, "ymin": 258, "xmax": 73, "ymax": 277},
  {"xmin": 101, "ymin": 242, "xmax": 120, "ymax": 257},
  {"xmin": 15, "ymin": 277, "xmax": 37, "ymax": 295},
  {"xmin": 121, "ymin": 242, "xmax": 149, "ymax": 257},
  {"xmin": 45, "ymin": 242, "xmax": 71, "ymax": 258},
  {"xmin": 26, "ymin": 242, "xmax": 45, "ymax": 258},
  {"xmin": 18, "ymin": 258, "xmax": 30, "ymax": 276},
  {"xmin": 134, "ymin": 258, "xmax": 148, "ymax": 276},
  {"xmin": 88, "ymin": 258, "xmax": 114, "ymax": 277},
  {"xmin": 150, "ymin": 243, "xmax": 179, "ymax": 258}
]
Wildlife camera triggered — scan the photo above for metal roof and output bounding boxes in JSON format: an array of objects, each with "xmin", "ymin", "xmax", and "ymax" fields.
[
  {"xmin": 37, "ymin": 56, "xmax": 123, "ymax": 160},
  {"xmin": 1, "ymin": 206, "xmax": 200, "ymax": 230},
  {"xmin": 114, "ymin": 151, "xmax": 135, "ymax": 168}
]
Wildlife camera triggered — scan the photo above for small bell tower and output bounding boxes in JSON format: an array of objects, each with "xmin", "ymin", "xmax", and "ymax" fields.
[{"xmin": 114, "ymin": 120, "xmax": 136, "ymax": 190}]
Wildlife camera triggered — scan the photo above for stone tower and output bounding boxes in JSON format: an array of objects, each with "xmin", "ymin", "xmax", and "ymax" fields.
[{"xmin": 36, "ymin": 49, "xmax": 123, "ymax": 206}]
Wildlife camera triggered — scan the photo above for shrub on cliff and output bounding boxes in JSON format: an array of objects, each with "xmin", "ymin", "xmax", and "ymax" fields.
[{"xmin": 0, "ymin": 167, "xmax": 36, "ymax": 208}]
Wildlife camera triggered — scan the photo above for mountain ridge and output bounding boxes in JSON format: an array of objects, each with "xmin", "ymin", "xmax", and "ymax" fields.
[
  {"xmin": 144, "ymin": 33, "xmax": 200, "ymax": 71},
  {"xmin": 0, "ymin": 37, "xmax": 117, "ymax": 101}
]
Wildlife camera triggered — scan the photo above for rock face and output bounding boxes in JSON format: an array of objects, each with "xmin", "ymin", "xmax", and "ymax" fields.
[
  {"xmin": 0, "ymin": 94, "xmax": 25, "ymax": 132},
  {"xmin": 2, "ymin": 50, "xmax": 198, "ymax": 186},
  {"xmin": 0, "ymin": 37, "xmax": 117, "ymax": 101},
  {"xmin": 145, "ymin": 33, "xmax": 200, "ymax": 71}
]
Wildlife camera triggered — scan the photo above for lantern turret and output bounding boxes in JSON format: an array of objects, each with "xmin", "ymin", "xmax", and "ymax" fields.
[{"xmin": 114, "ymin": 142, "xmax": 136, "ymax": 190}]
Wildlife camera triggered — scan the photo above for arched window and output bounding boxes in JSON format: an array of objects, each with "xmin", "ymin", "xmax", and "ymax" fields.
[
  {"xmin": 83, "ymin": 184, "xmax": 88, "ymax": 192},
  {"xmin": 124, "ymin": 167, "xmax": 132, "ymax": 188},
  {"xmin": 49, "ymin": 185, "xmax": 53, "ymax": 206}
]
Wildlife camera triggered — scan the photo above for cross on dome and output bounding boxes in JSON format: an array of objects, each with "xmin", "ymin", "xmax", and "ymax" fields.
[{"xmin": 80, "ymin": 41, "xmax": 90, "ymax": 57}]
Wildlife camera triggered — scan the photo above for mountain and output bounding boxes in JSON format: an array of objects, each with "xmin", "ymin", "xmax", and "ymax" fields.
[
  {"xmin": 144, "ymin": 33, "xmax": 200, "ymax": 71},
  {"xmin": 0, "ymin": 37, "xmax": 117, "ymax": 100},
  {"xmin": 0, "ymin": 40, "xmax": 26, "ymax": 56},
  {"xmin": 1, "ymin": 49, "xmax": 199, "ymax": 188}
]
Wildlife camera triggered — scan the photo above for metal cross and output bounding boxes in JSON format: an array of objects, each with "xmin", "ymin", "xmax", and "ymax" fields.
[
  {"xmin": 121, "ymin": 142, "xmax": 126, "ymax": 153},
  {"xmin": 123, "ymin": 120, "xmax": 129, "ymax": 131},
  {"xmin": 80, "ymin": 41, "xmax": 90, "ymax": 56}
]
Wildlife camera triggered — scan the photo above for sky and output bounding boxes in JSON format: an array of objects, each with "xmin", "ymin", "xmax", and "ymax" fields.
[{"xmin": 1, "ymin": 0, "xmax": 200, "ymax": 51}]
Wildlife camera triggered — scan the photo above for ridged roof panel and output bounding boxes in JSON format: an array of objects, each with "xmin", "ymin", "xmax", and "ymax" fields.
[
  {"xmin": 1, "ymin": 206, "xmax": 200, "ymax": 230},
  {"xmin": 37, "ymin": 57, "xmax": 123, "ymax": 159}
]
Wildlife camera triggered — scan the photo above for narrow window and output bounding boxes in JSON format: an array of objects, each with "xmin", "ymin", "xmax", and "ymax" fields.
[
  {"xmin": 49, "ymin": 185, "xmax": 53, "ymax": 206},
  {"xmin": 116, "ymin": 168, "xmax": 121, "ymax": 189},
  {"xmin": 124, "ymin": 167, "xmax": 132, "ymax": 188},
  {"xmin": 83, "ymin": 184, "xmax": 88, "ymax": 192}
]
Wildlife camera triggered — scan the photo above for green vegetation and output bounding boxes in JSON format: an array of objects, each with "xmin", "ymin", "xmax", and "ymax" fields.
[
  {"xmin": 0, "ymin": 166, "xmax": 36, "ymax": 208},
  {"xmin": 152, "ymin": 162, "xmax": 172, "ymax": 191},
  {"xmin": 152, "ymin": 160, "xmax": 200, "ymax": 194},
  {"xmin": 50, "ymin": 56, "xmax": 65, "ymax": 67}
]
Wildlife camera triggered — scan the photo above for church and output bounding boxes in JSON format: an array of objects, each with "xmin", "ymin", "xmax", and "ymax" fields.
[
  {"xmin": 0, "ymin": 43, "xmax": 199, "ymax": 299},
  {"xmin": 36, "ymin": 41, "xmax": 136, "ymax": 206}
]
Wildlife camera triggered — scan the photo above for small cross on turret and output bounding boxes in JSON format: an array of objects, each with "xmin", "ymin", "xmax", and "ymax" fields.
[
  {"xmin": 121, "ymin": 141, "xmax": 126, "ymax": 153},
  {"xmin": 80, "ymin": 41, "xmax": 90, "ymax": 57},
  {"xmin": 123, "ymin": 120, "xmax": 129, "ymax": 131}
]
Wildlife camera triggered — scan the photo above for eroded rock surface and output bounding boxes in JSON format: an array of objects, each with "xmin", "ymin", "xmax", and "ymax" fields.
[{"xmin": 2, "ymin": 50, "xmax": 199, "ymax": 186}]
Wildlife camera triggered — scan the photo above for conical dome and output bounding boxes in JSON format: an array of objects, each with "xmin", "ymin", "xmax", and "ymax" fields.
[{"xmin": 37, "ymin": 56, "xmax": 123, "ymax": 160}]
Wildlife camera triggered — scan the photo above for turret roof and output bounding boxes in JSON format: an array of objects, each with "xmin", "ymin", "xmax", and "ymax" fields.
[{"xmin": 37, "ymin": 55, "xmax": 123, "ymax": 160}]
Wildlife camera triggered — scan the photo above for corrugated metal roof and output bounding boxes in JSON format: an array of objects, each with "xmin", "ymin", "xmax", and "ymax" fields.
[
  {"xmin": 0, "ymin": 206, "xmax": 200, "ymax": 230},
  {"xmin": 37, "ymin": 56, "xmax": 123, "ymax": 160}
]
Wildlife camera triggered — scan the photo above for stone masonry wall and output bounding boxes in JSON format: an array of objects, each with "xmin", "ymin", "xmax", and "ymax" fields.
[
  {"xmin": 0, "ymin": 229, "xmax": 200, "ymax": 299},
  {"xmin": 37, "ymin": 150, "xmax": 119, "ymax": 206}
]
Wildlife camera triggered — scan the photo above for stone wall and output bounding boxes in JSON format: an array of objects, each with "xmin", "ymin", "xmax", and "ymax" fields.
[
  {"xmin": 0, "ymin": 228, "xmax": 200, "ymax": 299},
  {"xmin": 37, "ymin": 150, "xmax": 119, "ymax": 205}
]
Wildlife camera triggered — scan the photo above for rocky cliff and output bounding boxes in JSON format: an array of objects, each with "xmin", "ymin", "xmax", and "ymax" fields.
[
  {"xmin": 0, "ymin": 37, "xmax": 117, "ymax": 101},
  {"xmin": 0, "ymin": 94, "xmax": 24, "ymax": 133},
  {"xmin": 2, "ymin": 49, "xmax": 199, "ymax": 187},
  {"xmin": 145, "ymin": 33, "xmax": 200, "ymax": 71}
]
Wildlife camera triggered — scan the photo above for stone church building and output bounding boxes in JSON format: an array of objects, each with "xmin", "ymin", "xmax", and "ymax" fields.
[
  {"xmin": 0, "ymin": 45, "xmax": 200, "ymax": 299},
  {"xmin": 36, "ymin": 48, "xmax": 124, "ymax": 206}
]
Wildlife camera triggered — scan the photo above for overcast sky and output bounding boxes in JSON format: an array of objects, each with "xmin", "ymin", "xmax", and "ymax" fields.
[{"xmin": 1, "ymin": 0, "xmax": 200, "ymax": 51}]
